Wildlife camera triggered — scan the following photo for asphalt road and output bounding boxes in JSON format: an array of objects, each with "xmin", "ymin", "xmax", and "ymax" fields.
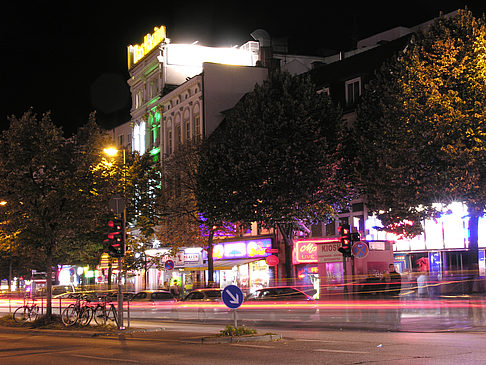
[{"xmin": 0, "ymin": 321, "xmax": 485, "ymax": 364}]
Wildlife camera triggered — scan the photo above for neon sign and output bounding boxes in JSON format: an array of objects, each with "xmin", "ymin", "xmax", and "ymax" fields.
[
  {"xmin": 127, "ymin": 26, "xmax": 166, "ymax": 68},
  {"xmin": 293, "ymin": 238, "xmax": 341, "ymax": 264},
  {"xmin": 204, "ymin": 238, "xmax": 273, "ymax": 260}
]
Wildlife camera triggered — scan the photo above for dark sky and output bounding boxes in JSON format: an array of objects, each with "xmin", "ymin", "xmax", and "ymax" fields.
[{"xmin": 1, "ymin": 1, "xmax": 483, "ymax": 135}]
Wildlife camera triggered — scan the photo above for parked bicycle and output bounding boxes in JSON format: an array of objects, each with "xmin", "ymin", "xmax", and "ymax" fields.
[
  {"xmin": 13, "ymin": 297, "xmax": 39, "ymax": 323},
  {"xmin": 61, "ymin": 294, "xmax": 93, "ymax": 326},
  {"xmin": 92, "ymin": 295, "xmax": 119, "ymax": 326}
]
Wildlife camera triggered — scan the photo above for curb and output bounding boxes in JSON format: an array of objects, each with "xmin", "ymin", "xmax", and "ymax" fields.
[
  {"xmin": 0, "ymin": 325, "xmax": 165, "ymax": 339},
  {"xmin": 196, "ymin": 334, "xmax": 282, "ymax": 344}
]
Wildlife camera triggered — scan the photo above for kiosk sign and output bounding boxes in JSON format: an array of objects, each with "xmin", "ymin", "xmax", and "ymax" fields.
[{"xmin": 317, "ymin": 241, "xmax": 342, "ymax": 263}]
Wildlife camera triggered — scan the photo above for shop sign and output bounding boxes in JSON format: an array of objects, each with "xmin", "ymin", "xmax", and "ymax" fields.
[
  {"xmin": 317, "ymin": 241, "xmax": 342, "ymax": 263},
  {"xmin": 265, "ymin": 255, "xmax": 279, "ymax": 266},
  {"xmin": 184, "ymin": 253, "xmax": 201, "ymax": 264},
  {"xmin": 294, "ymin": 241, "xmax": 318, "ymax": 264},
  {"xmin": 160, "ymin": 251, "xmax": 184, "ymax": 266},
  {"xmin": 206, "ymin": 238, "xmax": 273, "ymax": 260},
  {"xmin": 127, "ymin": 26, "xmax": 166, "ymax": 68}
]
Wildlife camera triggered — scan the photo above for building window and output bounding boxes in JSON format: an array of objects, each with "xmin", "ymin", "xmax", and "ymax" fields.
[
  {"xmin": 186, "ymin": 120, "xmax": 191, "ymax": 141},
  {"xmin": 176, "ymin": 125, "xmax": 181, "ymax": 147},
  {"xmin": 345, "ymin": 77, "xmax": 361, "ymax": 105},
  {"xmin": 118, "ymin": 135, "xmax": 124, "ymax": 147},
  {"xmin": 193, "ymin": 115, "xmax": 200, "ymax": 138},
  {"xmin": 167, "ymin": 130, "xmax": 172, "ymax": 154}
]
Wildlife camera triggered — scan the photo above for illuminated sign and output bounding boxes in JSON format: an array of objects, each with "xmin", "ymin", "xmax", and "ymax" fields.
[
  {"xmin": 127, "ymin": 26, "xmax": 166, "ymax": 68},
  {"xmin": 204, "ymin": 238, "xmax": 273, "ymax": 260},
  {"xmin": 293, "ymin": 241, "xmax": 318, "ymax": 264},
  {"xmin": 293, "ymin": 238, "xmax": 341, "ymax": 264}
]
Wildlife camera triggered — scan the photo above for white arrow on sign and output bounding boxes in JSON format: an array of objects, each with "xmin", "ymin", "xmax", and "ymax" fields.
[{"xmin": 227, "ymin": 290, "xmax": 239, "ymax": 304}]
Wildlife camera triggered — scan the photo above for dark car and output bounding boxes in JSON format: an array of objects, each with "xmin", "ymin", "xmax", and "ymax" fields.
[
  {"xmin": 176, "ymin": 289, "xmax": 226, "ymax": 321},
  {"xmin": 131, "ymin": 290, "xmax": 175, "ymax": 302},
  {"xmin": 246, "ymin": 287, "xmax": 316, "ymax": 301},
  {"xmin": 243, "ymin": 286, "xmax": 318, "ymax": 321},
  {"xmin": 181, "ymin": 289, "xmax": 223, "ymax": 302}
]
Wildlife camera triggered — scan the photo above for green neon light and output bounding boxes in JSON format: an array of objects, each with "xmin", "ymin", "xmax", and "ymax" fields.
[{"xmin": 150, "ymin": 147, "xmax": 160, "ymax": 156}]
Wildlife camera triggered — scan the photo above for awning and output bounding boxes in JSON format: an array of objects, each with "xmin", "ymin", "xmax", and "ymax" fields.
[{"xmin": 182, "ymin": 258, "xmax": 263, "ymax": 271}]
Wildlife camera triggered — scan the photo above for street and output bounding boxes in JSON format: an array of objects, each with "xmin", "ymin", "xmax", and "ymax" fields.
[{"xmin": 0, "ymin": 320, "xmax": 486, "ymax": 364}]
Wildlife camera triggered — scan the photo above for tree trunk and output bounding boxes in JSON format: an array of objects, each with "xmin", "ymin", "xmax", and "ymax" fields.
[
  {"xmin": 45, "ymin": 251, "xmax": 53, "ymax": 319},
  {"xmin": 108, "ymin": 261, "xmax": 112, "ymax": 290},
  {"xmin": 207, "ymin": 230, "xmax": 214, "ymax": 287},
  {"xmin": 467, "ymin": 205, "xmax": 480, "ymax": 292},
  {"xmin": 277, "ymin": 223, "xmax": 294, "ymax": 285},
  {"xmin": 8, "ymin": 259, "xmax": 12, "ymax": 292}
]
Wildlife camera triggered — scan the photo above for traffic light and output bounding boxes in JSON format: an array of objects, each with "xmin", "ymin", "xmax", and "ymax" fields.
[
  {"xmin": 105, "ymin": 219, "xmax": 125, "ymax": 257},
  {"xmin": 338, "ymin": 224, "xmax": 352, "ymax": 257}
]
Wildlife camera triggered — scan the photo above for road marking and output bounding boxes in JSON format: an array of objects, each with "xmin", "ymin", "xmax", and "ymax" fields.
[
  {"xmin": 314, "ymin": 349, "xmax": 370, "ymax": 354},
  {"xmin": 70, "ymin": 354, "xmax": 140, "ymax": 363},
  {"xmin": 231, "ymin": 343, "xmax": 274, "ymax": 349}
]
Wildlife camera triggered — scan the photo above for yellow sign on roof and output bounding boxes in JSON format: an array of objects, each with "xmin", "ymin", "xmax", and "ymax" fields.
[{"xmin": 127, "ymin": 26, "xmax": 166, "ymax": 69}]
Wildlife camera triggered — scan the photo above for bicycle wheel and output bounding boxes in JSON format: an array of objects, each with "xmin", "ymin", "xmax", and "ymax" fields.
[
  {"xmin": 93, "ymin": 305, "xmax": 107, "ymax": 326},
  {"xmin": 107, "ymin": 305, "xmax": 119, "ymax": 327},
  {"xmin": 29, "ymin": 305, "xmax": 39, "ymax": 322},
  {"xmin": 62, "ymin": 304, "xmax": 78, "ymax": 326},
  {"xmin": 79, "ymin": 307, "xmax": 93, "ymax": 326},
  {"xmin": 13, "ymin": 306, "xmax": 29, "ymax": 323}
]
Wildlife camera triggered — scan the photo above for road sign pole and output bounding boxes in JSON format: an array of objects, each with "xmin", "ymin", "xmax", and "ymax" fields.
[{"xmin": 233, "ymin": 309, "xmax": 237, "ymax": 328}]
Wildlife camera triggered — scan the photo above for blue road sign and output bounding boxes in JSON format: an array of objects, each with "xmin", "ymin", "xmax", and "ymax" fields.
[
  {"xmin": 164, "ymin": 260, "xmax": 175, "ymax": 270},
  {"xmin": 222, "ymin": 285, "xmax": 244, "ymax": 309},
  {"xmin": 352, "ymin": 242, "xmax": 369, "ymax": 259}
]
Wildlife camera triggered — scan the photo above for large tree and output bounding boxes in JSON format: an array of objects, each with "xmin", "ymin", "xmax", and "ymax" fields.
[
  {"xmin": 197, "ymin": 71, "xmax": 353, "ymax": 281},
  {"xmin": 0, "ymin": 110, "xmax": 114, "ymax": 316},
  {"xmin": 355, "ymin": 9, "xmax": 486, "ymax": 277}
]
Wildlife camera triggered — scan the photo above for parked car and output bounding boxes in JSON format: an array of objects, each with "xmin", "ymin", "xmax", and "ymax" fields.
[
  {"xmin": 181, "ymin": 288, "xmax": 223, "ymax": 302},
  {"xmin": 176, "ymin": 288, "xmax": 226, "ymax": 321},
  {"xmin": 131, "ymin": 290, "xmax": 176, "ymax": 302},
  {"xmin": 242, "ymin": 286, "xmax": 318, "ymax": 321}
]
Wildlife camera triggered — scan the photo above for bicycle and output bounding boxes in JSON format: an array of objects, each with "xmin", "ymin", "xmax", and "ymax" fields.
[
  {"xmin": 61, "ymin": 294, "xmax": 93, "ymax": 326},
  {"xmin": 92, "ymin": 295, "xmax": 119, "ymax": 327},
  {"xmin": 13, "ymin": 297, "xmax": 39, "ymax": 323}
]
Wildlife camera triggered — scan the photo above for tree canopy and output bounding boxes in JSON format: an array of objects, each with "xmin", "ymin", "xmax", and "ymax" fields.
[
  {"xmin": 355, "ymin": 9, "xmax": 486, "ymax": 273},
  {"xmin": 356, "ymin": 9, "xmax": 485, "ymax": 232},
  {"xmin": 0, "ymin": 109, "xmax": 115, "ymax": 314},
  {"xmin": 197, "ymin": 71, "xmax": 353, "ymax": 278}
]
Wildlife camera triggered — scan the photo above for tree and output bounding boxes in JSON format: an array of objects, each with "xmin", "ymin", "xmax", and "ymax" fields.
[
  {"xmin": 355, "ymin": 9, "xmax": 486, "ymax": 277},
  {"xmin": 197, "ymin": 71, "xmax": 352, "ymax": 281},
  {"xmin": 0, "ymin": 110, "xmax": 114, "ymax": 317},
  {"xmin": 155, "ymin": 140, "xmax": 233, "ymax": 286}
]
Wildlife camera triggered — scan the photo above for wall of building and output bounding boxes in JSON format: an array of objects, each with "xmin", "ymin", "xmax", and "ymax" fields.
[{"xmin": 203, "ymin": 62, "xmax": 268, "ymax": 137}]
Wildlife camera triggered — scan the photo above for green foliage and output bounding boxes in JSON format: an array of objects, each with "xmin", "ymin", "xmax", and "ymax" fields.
[
  {"xmin": 355, "ymin": 8, "xmax": 486, "ymax": 237},
  {"xmin": 197, "ymin": 71, "xmax": 353, "ymax": 230},
  {"xmin": 0, "ymin": 109, "xmax": 116, "ymax": 311},
  {"xmin": 219, "ymin": 325, "xmax": 257, "ymax": 337}
]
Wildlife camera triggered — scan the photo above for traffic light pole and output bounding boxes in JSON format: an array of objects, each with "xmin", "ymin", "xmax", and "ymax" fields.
[{"xmin": 117, "ymin": 256, "xmax": 124, "ymax": 329}]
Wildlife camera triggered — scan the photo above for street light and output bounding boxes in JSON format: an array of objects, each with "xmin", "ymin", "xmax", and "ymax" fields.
[{"xmin": 103, "ymin": 146, "xmax": 127, "ymax": 330}]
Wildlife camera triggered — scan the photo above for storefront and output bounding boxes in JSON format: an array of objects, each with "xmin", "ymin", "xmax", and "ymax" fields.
[
  {"xmin": 292, "ymin": 239, "xmax": 320, "ymax": 294},
  {"xmin": 196, "ymin": 236, "xmax": 275, "ymax": 293},
  {"xmin": 366, "ymin": 202, "xmax": 486, "ymax": 278}
]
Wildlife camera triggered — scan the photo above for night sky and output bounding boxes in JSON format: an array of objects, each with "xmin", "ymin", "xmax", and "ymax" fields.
[{"xmin": 2, "ymin": 1, "xmax": 484, "ymax": 136}]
